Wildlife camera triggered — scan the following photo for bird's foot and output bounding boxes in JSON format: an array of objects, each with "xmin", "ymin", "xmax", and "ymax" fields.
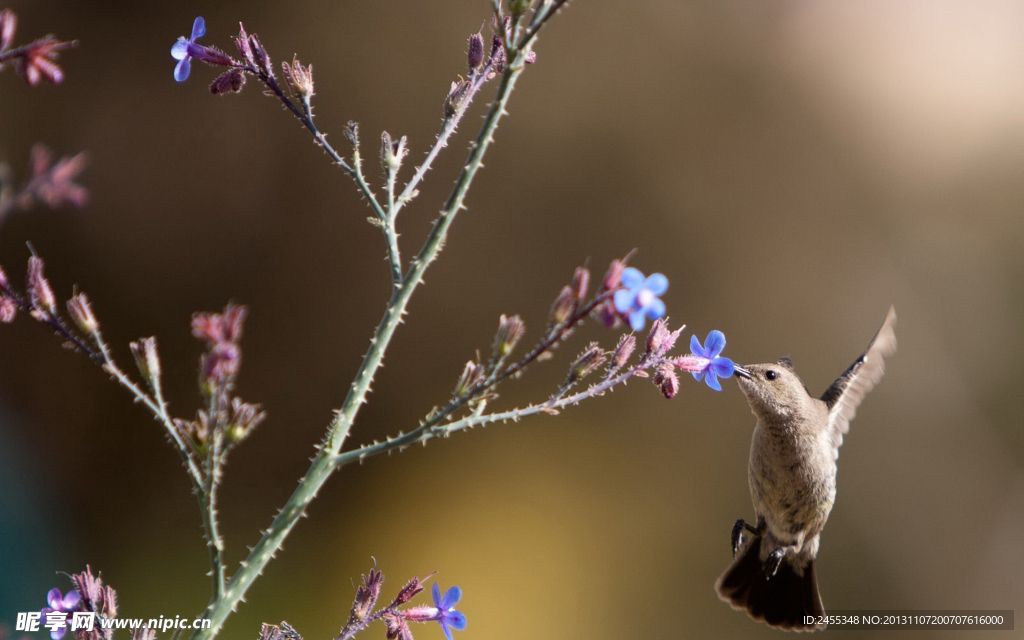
[
  {"xmin": 763, "ymin": 547, "xmax": 787, "ymax": 578},
  {"xmin": 730, "ymin": 519, "xmax": 761, "ymax": 557}
]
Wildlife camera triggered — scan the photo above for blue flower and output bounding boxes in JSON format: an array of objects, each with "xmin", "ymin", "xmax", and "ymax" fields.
[
  {"xmin": 689, "ymin": 330, "xmax": 736, "ymax": 391},
  {"xmin": 171, "ymin": 17, "xmax": 206, "ymax": 82},
  {"xmin": 431, "ymin": 583, "xmax": 467, "ymax": 640},
  {"xmin": 40, "ymin": 588, "xmax": 80, "ymax": 640},
  {"xmin": 613, "ymin": 267, "xmax": 668, "ymax": 332}
]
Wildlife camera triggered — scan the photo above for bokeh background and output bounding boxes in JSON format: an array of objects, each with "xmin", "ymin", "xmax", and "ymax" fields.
[{"xmin": 1, "ymin": 1, "xmax": 1021, "ymax": 638}]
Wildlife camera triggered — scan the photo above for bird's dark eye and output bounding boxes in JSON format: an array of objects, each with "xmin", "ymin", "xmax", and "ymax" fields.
[{"xmin": 765, "ymin": 370, "xmax": 778, "ymax": 381}]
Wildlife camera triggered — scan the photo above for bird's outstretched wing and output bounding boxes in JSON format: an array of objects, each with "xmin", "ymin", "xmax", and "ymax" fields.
[{"xmin": 820, "ymin": 306, "xmax": 897, "ymax": 460}]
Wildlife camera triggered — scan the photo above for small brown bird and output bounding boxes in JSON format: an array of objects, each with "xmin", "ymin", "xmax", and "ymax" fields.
[{"xmin": 716, "ymin": 307, "xmax": 897, "ymax": 631}]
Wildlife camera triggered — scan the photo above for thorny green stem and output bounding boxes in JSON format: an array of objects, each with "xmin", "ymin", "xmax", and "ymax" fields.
[{"xmin": 192, "ymin": 43, "xmax": 536, "ymax": 640}]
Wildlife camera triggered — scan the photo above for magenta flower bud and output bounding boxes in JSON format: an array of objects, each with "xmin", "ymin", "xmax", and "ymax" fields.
[
  {"xmin": 0, "ymin": 264, "xmax": 9, "ymax": 290},
  {"xmin": 572, "ymin": 267, "xmax": 590, "ymax": 303},
  {"xmin": 550, "ymin": 285, "xmax": 575, "ymax": 325},
  {"xmin": 467, "ymin": 32, "xmax": 485, "ymax": 71},
  {"xmin": 489, "ymin": 33, "xmax": 506, "ymax": 74},
  {"xmin": 612, "ymin": 334, "xmax": 636, "ymax": 368},
  {"xmin": 130, "ymin": 337, "xmax": 162, "ymax": 382},
  {"xmin": 0, "ymin": 297, "xmax": 16, "ymax": 323},
  {"xmin": 392, "ymin": 576, "xmax": 426, "ymax": 605},
  {"xmin": 67, "ymin": 292, "xmax": 99, "ymax": 335},
  {"xmin": 654, "ymin": 362, "xmax": 680, "ymax": 399},
  {"xmin": 645, "ymin": 318, "xmax": 669, "ymax": 355},
  {"xmin": 602, "ymin": 258, "xmax": 625, "ymax": 291},
  {"xmin": 248, "ymin": 33, "xmax": 272, "ymax": 76},
  {"xmin": 236, "ymin": 23, "xmax": 255, "ymax": 67},
  {"xmin": 673, "ymin": 355, "xmax": 711, "ymax": 373},
  {"xmin": 26, "ymin": 256, "xmax": 55, "ymax": 315},
  {"xmin": 0, "ymin": 9, "xmax": 16, "ymax": 51},
  {"xmin": 210, "ymin": 68, "xmax": 245, "ymax": 94}
]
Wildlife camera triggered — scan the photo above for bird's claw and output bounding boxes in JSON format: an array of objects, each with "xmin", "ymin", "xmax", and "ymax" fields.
[
  {"xmin": 763, "ymin": 547, "xmax": 786, "ymax": 578},
  {"xmin": 730, "ymin": 518, "xmax": 761, "ymax": 557}
]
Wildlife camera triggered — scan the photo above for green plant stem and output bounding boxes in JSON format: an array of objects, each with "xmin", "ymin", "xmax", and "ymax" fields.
[{"xmin": 192, "ymin": 50, "xmax": 532, "ymax": 640}]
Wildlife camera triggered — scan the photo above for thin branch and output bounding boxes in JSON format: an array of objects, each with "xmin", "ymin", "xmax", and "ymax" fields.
[{"xmin": 192, "ymin": 43, "xmax": 537, "ymax": 640}]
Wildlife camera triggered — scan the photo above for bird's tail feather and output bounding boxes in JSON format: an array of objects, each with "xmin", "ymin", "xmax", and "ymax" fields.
[{"xmin": 715, "ymin": 535, "xmax": 826, "ymax": 632}]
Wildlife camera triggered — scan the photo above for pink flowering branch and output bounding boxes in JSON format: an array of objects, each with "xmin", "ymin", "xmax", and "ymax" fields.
[{"xmin": 0, "ymin": 9, "xmax": 76, "ymax": 86}]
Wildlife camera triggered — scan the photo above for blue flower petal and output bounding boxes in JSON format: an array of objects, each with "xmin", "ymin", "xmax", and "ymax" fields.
[
  {"xmin": 705, "ymin": 370, "xmax": 722, "ymax": 391},
  {"xmin": 629, "ymin": 309, "xmax": 646, "ymax": 332},
  {"xmin": 174, "ymin": 56, "xmax": 192, "ymax": 82},
  {"xmin": 440, "ymin": 621, "xmax": 454, "ymax": 640},
  {"xmin": 645, "ymin": 297, "xmax": 665, "ymax": 320},
  {"xmin": 62, "ymin": 590, "xmax": 80, "ymax": 610},
  {"xmin": 191, "ymin": 16, "xmax": 206, "ymax": 41},
  {"xmin": 613, "ymin": 289, "xmax": 636, "ymax": 313},
  {"xmin": 171, "ymin": 38, "xmax": 189, "ymax": 60},
  {"xmin": 691, "ymin": 371, "xmax": 702, "ymax": 381},
  {"xmin": 704, "ymin": 330, "xmax": 726, "ymax": 359},
  {"xmin": 47, "ymin": 589, "xmax": 62, "ymax": 610},
  {"xmin": 50, "ymin": 627, "xmax": 66, "ymax": 640},
  {"xmin": 432, "ymin": 583, "xmax": 443, "ymax": 607},
  {"xmin": 644, "ymin": 273, "xmax": 669, "ymax": 296},
  {"xmin": 446, "ymin": 611, "xmax": 467, "ymax": 630},
  {"xmin": 690, "ymin": 334, "xmax": 704, "ymax": 357},
  {"xmin": 620, "ymin": 267, "xmax": 644, "ymax": 289},
  {"xmin": 710, "ymin": 356, "xmax": 735, "ymax": 379},
  {"xmin": 440, "ymin": 586, "xmax": 462, "ymax": 610}
]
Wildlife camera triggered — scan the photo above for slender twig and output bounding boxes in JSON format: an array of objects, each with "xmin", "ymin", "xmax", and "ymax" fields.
[
  {"xmin": 390, "ymin": 61, "xmax": 494, "ymax": 220},
  {"xmin": 192, "ymin": 42, "xmax": 536, "ymax": 640},
  {"xmin": 242, "ymin": 64, "xmax": 403, "ymax": 284},
  {"xmin": 336, "ymin": 357, "xmax": 658, "ymax": 469}
]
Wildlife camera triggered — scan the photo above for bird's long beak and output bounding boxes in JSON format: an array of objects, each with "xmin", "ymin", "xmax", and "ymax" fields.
[{"xmin": 734, "ymin": 365, "xmax": 751, "ymax": 379}]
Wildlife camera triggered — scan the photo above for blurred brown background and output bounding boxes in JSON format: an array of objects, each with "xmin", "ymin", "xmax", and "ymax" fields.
[{"xmin": 1, "ymin": 0, "xmax": 1021, "ymax": 638}]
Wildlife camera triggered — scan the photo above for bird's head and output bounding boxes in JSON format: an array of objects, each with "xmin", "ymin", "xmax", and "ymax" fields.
[{"xmin": 733, "ymin": 358, "xmax": 810, "ymax": 420}]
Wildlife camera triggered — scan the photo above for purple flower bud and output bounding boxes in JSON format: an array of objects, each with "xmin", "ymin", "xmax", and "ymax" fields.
[
  {"xmin": 210, "ymin": 68, "xmax": 246, "ymax": 94},
  {"xmin": 602, "ymin": 258, "xmax": 626, "ymax": 291},
  {"xmin": 236, "ymin": 23, "xmax": 255, "ymax": 67},
  {"xmin": 382, "ymin": 613, "xmax": 413, "ymax": 640},
  {"xmin": 0, "ymin": 9, "xmax": 16, "ymax": 51},
  {"xmin": 189, "ymin": 45, "xmax": 234, "ymax": 67},
  {"xmin": 467, "ymin": 33, "xmax": 485, "ymax": 72},
  {"xmin": 26, "ymin": 256, "xmax": 55, "ymax": 315},
  {"xmin": 654, "ymin": 362, "xmax": 680, "ymax": 399},
  {"xmin": 130, "ymin": 337, "xmax": 161, "ymax": 382},
  {"xmin": 67, "ymin": 292, "xmax": 98, "ymax": 335},
  {"xmin": 489, "ymin": 33, "xmax": 506, "ymax": 74},
  {"xmin": 392, "ymin": 576, "xmax": 426, "ymax": 605},
  {"xmin": 0, "ymin": 297, "xmax": 16, "ymax": 323},
  {"xmin": 248, "ymin": 33, "xmax": 272, "ymax": 76},
  {"xmin": 611, "ymin": 334, "xmax": 636, "ymax": 368},
  {"xmin": 492, "ymin": 314, "xmax": 526, "ymax": 358},
  {"xmin": 550, "ymin": 285, "xmax": 575, "ymax": 325},
  {"xmin": 572, "ymin": 267, "xmax": 590, "ymax": 303},
  {"xmin": 70, "ymin": 566, "xmax": 116, "ymax": 618},
  {"xmin": 645, "ymin": 318, "xmax": 670, "ymax": 355}
]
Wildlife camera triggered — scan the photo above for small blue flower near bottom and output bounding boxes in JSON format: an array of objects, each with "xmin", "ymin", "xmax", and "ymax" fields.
[
  {"xmin": 40, "ymin": 588, "xmax": 80, "ymax": 640},
  {"xmin": 432, "ymin": 583, "xmax": 467, "ymax": 640},
  {"xmin": 689, "ymin": 330, "xmax": 736, "ymax": 391},
  {"xmin": 613, "ymin": 266, "xmax": 668, "ymax": 331},
  {"xmin": 171, "ymin": 16, "xmax": 207, "ymax": 82}
]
